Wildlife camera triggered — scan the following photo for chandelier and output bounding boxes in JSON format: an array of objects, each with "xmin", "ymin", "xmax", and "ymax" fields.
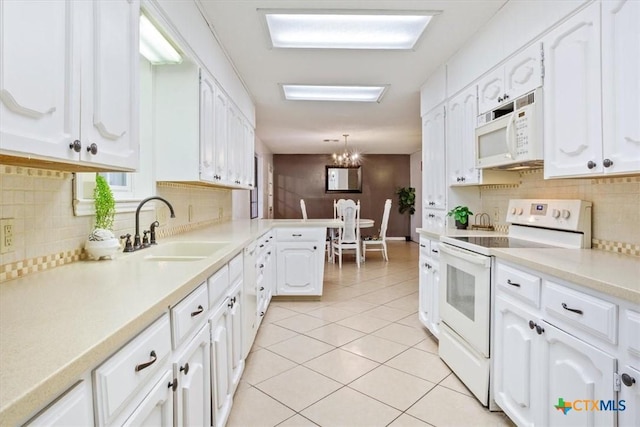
[{"xmin": 331, "ymin": 134, "xmax": 361, "ymax": 167}]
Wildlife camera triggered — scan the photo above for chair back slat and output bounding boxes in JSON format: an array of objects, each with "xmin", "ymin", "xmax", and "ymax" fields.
[
  {"xmin": 300, "ymin": 199, "xmax": 308, "ymax": 220},
  {"xmin": 379, "ymin": 199, "xmax": 392, "ymax": 239}
]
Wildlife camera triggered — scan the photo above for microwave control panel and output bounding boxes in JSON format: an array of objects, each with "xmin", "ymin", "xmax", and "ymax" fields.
[{"xmin": 514, "ymin": 108, "xmax": 532, "ymax": 157}]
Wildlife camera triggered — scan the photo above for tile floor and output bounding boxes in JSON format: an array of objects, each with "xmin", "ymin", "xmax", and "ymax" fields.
[{"xmin": 228, "ymin": 241, "xmax": 514, "ymax": 427}]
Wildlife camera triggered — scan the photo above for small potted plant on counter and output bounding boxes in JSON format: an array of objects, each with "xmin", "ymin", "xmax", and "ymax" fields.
[
  {"xmin": 84, "ymin": 175, "xmax": 119, "ymax": 260},
  {"xmin": 447, "ymin": 205, "xmax": 474, "ymax": 230}
]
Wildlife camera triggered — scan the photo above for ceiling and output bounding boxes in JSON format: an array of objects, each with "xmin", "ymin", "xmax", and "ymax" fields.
[{"xmin": 197, "ymin": 0, "xmax": 508, "ymax": 155}]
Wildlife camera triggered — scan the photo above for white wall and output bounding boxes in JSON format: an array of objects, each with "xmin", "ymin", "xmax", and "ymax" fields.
[{"xmin": 410, "ymin": 151, "xmax": 422, "ymax": 242}]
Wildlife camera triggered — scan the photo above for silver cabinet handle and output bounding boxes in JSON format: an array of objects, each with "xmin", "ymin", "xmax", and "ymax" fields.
[
  {"xmin": 135, "ymin": 350, "xmax": 157, "ymax": 372},
  {"xmin": 561, "ymin": 303, "xmax": 583, "ymax": 315}
]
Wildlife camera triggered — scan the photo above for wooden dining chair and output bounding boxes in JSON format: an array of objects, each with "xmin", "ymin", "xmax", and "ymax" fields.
[
  {"xmin": 363, "ymin": 199, "xmax": 392, "ymax": 262},
  {"xmin": 300, "ymin": 199, "xmax": 308, "ymax": 220},
  {"xmin": 332, "ymin": 199, "xmax": 361, "ymax": 268}
]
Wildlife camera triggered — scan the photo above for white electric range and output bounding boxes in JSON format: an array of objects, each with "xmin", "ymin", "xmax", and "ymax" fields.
[{"xmin": 437, "ymin": 199, "xmax": 593, "ymax": 409}]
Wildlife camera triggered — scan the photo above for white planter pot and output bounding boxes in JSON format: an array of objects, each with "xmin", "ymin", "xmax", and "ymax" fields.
[{"xmin": 84, "ymin": 238, "xmax": 120, "ymax": 260}]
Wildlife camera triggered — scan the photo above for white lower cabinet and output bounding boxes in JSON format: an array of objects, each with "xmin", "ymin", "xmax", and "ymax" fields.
[
  {"xmin": 418, "ymin": 237, "xmax": 440, "ymax": 338},
  {"xmin": 172, "ymin": 325, "xmax": 210, "ymax": 427},
  {"xmin": 493, "ymin": 259, "xmax": 634, "ymax": 427},
  {"xmin": 275, "ymin": 228, "xmax": 326, "ymax": 296},
  {"xmin": 122, "ymin": 369, "xmax": 174, "ymax": 426},
  {"xmin": 227, "ymin": 279, "xmax": 244, "ymax": 394},
  {"xmin": 25, "ymin": 380, "xmax": 93, "ymax": 426},
  {"xmin": 209, "ymin": 299, "xmax": 232, "ymax": 427}
]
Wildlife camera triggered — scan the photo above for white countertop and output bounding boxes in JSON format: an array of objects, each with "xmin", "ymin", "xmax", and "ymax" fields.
[{"xmin": 0, "ymin": 219, "xmax": 335, "ymax": 426}]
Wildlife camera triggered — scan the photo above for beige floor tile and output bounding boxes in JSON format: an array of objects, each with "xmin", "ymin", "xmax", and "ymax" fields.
[
  {"xmin": 301, "ymin": 387, "xmax": 401, "ymax": 427},
  {"xmin": 255, "ymin": 365, "xmax": 342, "ymax": 411},
  {"xmin": 330, "ymin": 299, "xmax": 379, "ymax": 313},
  {"xmin": 407, "ymin": 386, "xmax": 515, "ymax": 427},
  {"xmin": 254, "ymin": 324, "xmax": 299, "ymax": 348},
  {"xmin": 227, "ymin": 386, "xmax": 295, "ymax": 427},
  {"xmin": 306, "ymin": 305, "xmax": 356, "ymax": 322},
  {"xmin": 242, "ymin": 348, "xmax": 297, "ymax": 385},
  {"xmin": 384, "ymin": 292, "xmax": 420, "ymax": 312},
  {"xmin": 349, "ymin": 365, "xmax": 436, "ymax": 411},
  {"xmin": 397, "ymin": 313, "xmax": 427, "ymax": 329},
  {"xmin": 304, "ymin": 348, "xmax": 379, "ymax": 384},
  {"xmin": 412, "ymin": 335, "xmax": 439, "ymax": 355},
  {"xmin": 277, "ymin": 414, "xmax": 319, "ymax": 426},
  {"xmin": 373, "ymin": 323, "xmax": 430, "ymax": 347},
  {"xmin": 263, "ymin": 306, "xmax": 300, "ymax": 324},
  {"xmin": 304, "ymin": 323, "xmax": 365, "ymax": 347},
  {"xmin": 385, "ymin": 348, "xmax": 451, "ymax": 383},
  {"xmin": 362, "ymin": 305, "xmax": 413, "ymax": 322},
  {"xmin": 440, "ymin": 372, "xmax": 473, "ymax": 397},
  {"xmin": 336, "ymin": 313, "xmax": 391, "ymax": 333},
  {"xmin": 274, "ymin": 313, "xmax": 330, "ymax": 333},
  {"xmin": 387, "ymin": 413, "xmax": 433, "ymax": 426},
  {"xmin": 267, "ymin": 334, "xmax": 334, "ymax": 364},
  {"xmin": 341, "ymin": 335, "xmax": 409, "ymax": 363},
  {"xmin": 272, "ymin": 300, "xmax": 332, "ymax": 313},
  {"xmin": 358, "ymin": 289, "xmax": 405, "ymax": 305}
]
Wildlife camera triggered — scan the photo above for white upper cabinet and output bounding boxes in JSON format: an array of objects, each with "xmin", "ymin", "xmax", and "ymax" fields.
[
  {"xmin": 199, "ymin": 70, "xmax": 216, "ymax": 182},
  {"xmin": 601, "ymin": 0, "xmax": 640, "ymax": 175},
  {"xmin": 543, "ymin": 2, "xmax": 603, "ymax": 178},
  {"xmin": 447, "ymin": 86, "xmax": 480, "ymax": 185},
  {"xmin": 478, "ymin": 43, "xmax": 542, "ymax": 115},
  {"xmin": 422, "ymin": 104, "xmax": 446, "ymax": 210},
  {"xmin": 0, "ymin": 0, "xmax": 139, "ymax": 171},
  {"xmin": 213, "ymin": 87, "xmax": 229, "ymax": 184}
]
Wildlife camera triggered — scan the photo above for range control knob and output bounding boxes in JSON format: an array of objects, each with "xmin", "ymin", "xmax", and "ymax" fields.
[
  {"xmin": 552, "ymin": 209, "xmax": 561, "ymax": 219},
  {"xmin": 510, "ymin": 207, "xmax": 517, "ymax": 215},
  {"xmin": 516, "ymin": 208, "xmax": 524, "ymax": 215},
  {"xmin": 561, "ymin": 209, "xmax": 571, "ymax": 219}
]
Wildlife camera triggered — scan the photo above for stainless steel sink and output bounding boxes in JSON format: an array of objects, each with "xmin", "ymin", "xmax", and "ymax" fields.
[{"xmin": 142, "ymin": 241, "xmax": 230, "ymax": 261}]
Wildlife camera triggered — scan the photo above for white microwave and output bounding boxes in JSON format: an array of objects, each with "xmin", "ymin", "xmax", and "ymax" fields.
[{"xmin": 475, "ymin": 88, "xmax": 543, "ymax": 169}]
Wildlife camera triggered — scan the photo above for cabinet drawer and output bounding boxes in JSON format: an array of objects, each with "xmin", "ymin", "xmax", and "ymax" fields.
[
  {"xmin": 419, "ymin": 237, "xmax": 430, "ymax": 257},
  {"xmin": 171, "ymin": 283, "xmax": 209, "ymax": 349},
  {"xmin": 543, "ymin": 281, "xmax": 617, "ymax": 344},
  {"xmin": 94, "ymin": 314, "xmax": 171, "ymax": 426},
  {"xmin": 496, "ymin": 263, "xmax": 541, "ymax": 307},
  {"xmin": 275, "ymin": 227, "xmax": 325, "ymax": 242},
  {"xmin": 208, "ymin": 266, "xmax": 229, "ymax": 309},
  {"xmin": 229, "ymin": 253, "xmax": 243, "ymax": 283},
  {"xmin": 623, "ymin": 309, "xmax": 640, "ymax": 370}
]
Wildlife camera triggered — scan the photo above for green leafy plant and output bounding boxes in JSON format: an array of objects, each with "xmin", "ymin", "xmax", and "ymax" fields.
[
  {"xmin": 93, "ymin": 175, "xmax": 116, "ymax": 230},
  {"xmin": 447, "ymin": 205, "xmax": 474, "ymax": 225},
  {"xmin": 396, "ymin": 187, "xmax": 416, "ymax": 215}
]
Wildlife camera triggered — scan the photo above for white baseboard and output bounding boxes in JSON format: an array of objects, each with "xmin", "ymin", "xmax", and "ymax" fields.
[{"xmin": 386, "ymin": 237, "xmax": 409, "ymax": 241}]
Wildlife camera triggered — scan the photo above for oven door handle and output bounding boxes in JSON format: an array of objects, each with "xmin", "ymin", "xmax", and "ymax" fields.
[{"xmin": 440, "ymin": 244, "xmax": 491, "ymax": 267}]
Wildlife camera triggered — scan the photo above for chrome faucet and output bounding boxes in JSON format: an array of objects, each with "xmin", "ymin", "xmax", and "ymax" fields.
[{"xmin": 132, "ymin": 197, "xmax": 175, "ymax": 251}]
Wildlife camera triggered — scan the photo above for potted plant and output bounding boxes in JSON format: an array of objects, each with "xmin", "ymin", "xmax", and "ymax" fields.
[
  {"xmin": 84, "ymin": 175, "xmax": 119, "ymax": 260},
  {"xmin": 447, "ymin": 205, "xmax": 474, "ymax": 230},
  {"xmin": 396, "ymin": 187, "xmax": 415, "ymax": 241}
]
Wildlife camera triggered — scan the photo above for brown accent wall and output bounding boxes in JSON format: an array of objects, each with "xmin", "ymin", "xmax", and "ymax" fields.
[{"xmin": 274, "ymin": 154, "xmax": 412, "ymax": 237}]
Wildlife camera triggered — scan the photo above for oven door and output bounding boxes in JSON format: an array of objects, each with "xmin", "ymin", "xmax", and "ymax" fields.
[{"xmin": 439, "ymin": 243, "xmax": 491, "ymax": 356}]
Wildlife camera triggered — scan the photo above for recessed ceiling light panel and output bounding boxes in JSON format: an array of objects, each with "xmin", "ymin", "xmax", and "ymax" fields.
[
  {"xmin": 282, "ymin": 85, "xmax": 387, "ymax": 102},
  {"xmin": 265, "ymin": 12, "xmax": 433, "ymax": 49}
]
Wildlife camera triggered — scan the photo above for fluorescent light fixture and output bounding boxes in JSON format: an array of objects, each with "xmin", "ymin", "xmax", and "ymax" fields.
[
  {"xmin": 282, "ymin": 85, "xmax": 387, "ymax": 102},
  {"xmin": 139, "ymin": 14, "xmax": 182, "ymax": 64},
  {"xmin": 265, "ymin": 12, "xmax": 433, "ymax": 49}
]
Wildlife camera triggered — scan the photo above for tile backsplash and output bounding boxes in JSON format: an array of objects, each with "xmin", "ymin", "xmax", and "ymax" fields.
[
  {"xmin": 479, "ymin": 170, "xmax": 640, "ymax": 255},
  {"xmin": 0, "ymin": 165, "xmax": 232, "ymax": 282}
]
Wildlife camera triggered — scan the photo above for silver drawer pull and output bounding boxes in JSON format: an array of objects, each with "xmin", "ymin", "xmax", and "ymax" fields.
[
  {"xmin": 507, "ymin": 279, "xmax": 520, "ymax": 287},
  {"xmin": 292, "ymin": 234, "xmax": 302, "ymax": 237},
  {"xmin": 135, "ymin": 350, "xmax": 157, "ymax": 372},
  {"xmin": 561, "ymin": 303, "xmax": 583, "ymax": 315}
]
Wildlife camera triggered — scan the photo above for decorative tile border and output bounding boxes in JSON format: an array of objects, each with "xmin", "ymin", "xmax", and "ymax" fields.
[
  {"xmin": 156, "ymin": 218, "xmax": 228, "ymax": 239},
  {"xmin": 592, "ymin": 239, "xmax": 640, "ymax": 256},
  {"xmin": 1, "ymin": 249, "xmax": 84, "ymax": 283},
  {"xmin": 1, "ymin": 164, "xmax": 69, "ymax": 179}
]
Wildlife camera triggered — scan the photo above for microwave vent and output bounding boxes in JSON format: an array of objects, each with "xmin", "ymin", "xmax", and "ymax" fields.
[{"xmin": 515, "ymin": 92, "xmax": 535, "ymax": 110}]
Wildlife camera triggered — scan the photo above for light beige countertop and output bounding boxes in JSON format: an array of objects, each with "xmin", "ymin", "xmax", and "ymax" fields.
[
  {"xmin": 416, "ymin": 227, "xmax": 506, "ymax": 240},
  {"xmin": 0, "ymin": 219, "xmax": 334, "ymax": 426},
  {"xmin": 490, "ymin": 248, "xmax": 640, "ymax": 305}
]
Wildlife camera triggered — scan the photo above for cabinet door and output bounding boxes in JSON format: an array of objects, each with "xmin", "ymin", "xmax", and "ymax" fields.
[
  {"xmin": 543, "ymin": 2, "xmax": 602, "ymax": 178},
  {"xmin": 80, "ymin": 0, "xmax": 139, "ymax": 170},
  {"xmin": 226, "ymin": 104, "xmax": 243, "ymax": 185},
  {"xmin": 214, "ymin": 85, "xmax": 229, "ymax": 184},
  {"xmin": 418, "ymin": 254, "xmax": 430, "ymax": 329},
  {"xmin": 493, "ymin": 295, "xmax": 539, "ymax": 427},
  {"xmin": 200, "ymin": 71, "xmax": 216, "ymax": 182},
  {"xmin": 429, "ymin": 259, "xmax": 441, "ymax": 338},
  {"xmin": 618, "ymin": 365, "xmax": 640, "ymax": 427},
  {"xmin": 601, "ymin": 0, "xmax": 640, "ymax": 175},
  {"xmin": 477, "ymin": 67, "xmax": 505, "ymax": 115},
  {"xmin": 174, "ymin": 326, "xmax": 211, "ymax": 427},
  {"xmin": 122, "ymin": 369, "xmax": 174, "ymax": 427},
  {"xmin": 276, "ymin": 242, "xmax": 321, "ymax": 295},
  {"xmin": 210, "ymin": 302, "xmax": 232, "ymax": 427},
  {"xmin": 504, "ymin": 43, "xmax": 542, "ymax": 100},
  {"xmin": 539, "ymin": 321, "xmax": 616, "ymax": 427},
  {"xmin": 228, "ymin": 281, "xmax": 244, "ymax": 393},
  {"xmin": 0, "ymin": 0, "xmax": 80, "ymax": 162},
  {"xmin": 25, "ymin": 381, "xmax": 93, "ymax": 427},
  {"xmin": 422, "ymin": 105, "xmax": 446, "ymax": 210},
  {"xmin": 447, "ymin": 87, "xmax": 479, "ymax": 185}
]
